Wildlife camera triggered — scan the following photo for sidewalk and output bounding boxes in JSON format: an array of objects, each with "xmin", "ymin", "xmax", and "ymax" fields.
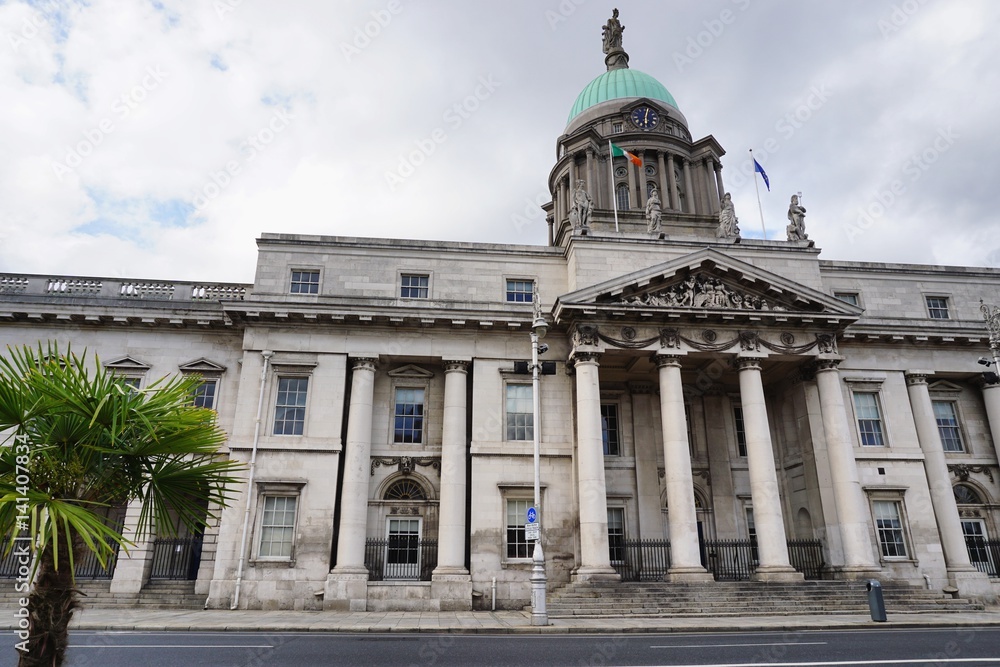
[{"xmin": 5, "ymin": 607, "xmax": 1000, "ymax": 634}]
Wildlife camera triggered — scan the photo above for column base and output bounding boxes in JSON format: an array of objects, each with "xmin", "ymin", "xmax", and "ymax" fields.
[
  {"xmin": 666, "ymin": 566, "xmax": 715, "ymax": 583},
  {"xmin": 571, "ymin": 566, "xmax": 620, "ymax": 583},
  {"xmin": 752, "ymin": 566, "xmax": 804, "ymax": 583},
  {"xmin": 948, "ymin": 568, "xmax": 996, "ymax": 603},
  {"xmin": 324, "ymin": 568, "xmax": 369, "ymax": 611},
  {"xmin": 431, "ymin": 571, "xmax": 473, "ymax": 611}
]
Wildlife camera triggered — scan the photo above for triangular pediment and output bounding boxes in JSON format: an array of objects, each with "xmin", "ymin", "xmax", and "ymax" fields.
[
  {"xmin": 387, "ymin": 364, "xmax": 434, "ymax": 379},
  {"xmin": 178, "ymin": 358, "xmax": 227, "ymax": 374},
  {"xmin": 553, "ymin": 248, "xmax": 862, "ymax": 325},
  {"xmin": 104, "ymin": 356, "xmax": 150, "ymax": 371}
]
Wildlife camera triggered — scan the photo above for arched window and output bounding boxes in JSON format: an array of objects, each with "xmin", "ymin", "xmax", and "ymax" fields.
[
  {"xmin": 647, "ymin": 181, "xmax": 657, "ymax": 198},
  {"xmin": 384, "ymin": 479, "xmax": 426, "ymax": 501},
  {"xmin": 615, "ymin": 183, "xmax": 630, "ymax": 210},
  {"xmin": 953, "ymin": 484, "xmax": 982, "ymax": 505}
]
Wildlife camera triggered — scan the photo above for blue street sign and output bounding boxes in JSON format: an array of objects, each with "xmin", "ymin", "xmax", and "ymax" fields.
[{"xmin": 526, "ymin": 506, "xmax": 537, "ymax": 524}]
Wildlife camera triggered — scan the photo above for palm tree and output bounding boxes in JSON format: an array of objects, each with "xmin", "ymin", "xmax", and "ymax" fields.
[{"xmin": 0, "ymin": 343, "xmax": 242, "ymax": 667}]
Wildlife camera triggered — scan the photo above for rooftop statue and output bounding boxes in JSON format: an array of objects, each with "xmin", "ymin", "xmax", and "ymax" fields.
[
  {"xmin": 569, "ymin": 179, "xmax": 594, "ymax": 232},
  {"xmin": 602, "ymin": 8, "xmax": 630, "ymax": 70},
  {"xmin": 646, "ymin": 187, "xmax": 663, "ymax": 234},
  {"xmin": 786, "ymin": 194, "xmax": 809, "ymax": 242},
  {"xmin": 716, "ymin": 192, "xmax": 741, "ymax": 241}
]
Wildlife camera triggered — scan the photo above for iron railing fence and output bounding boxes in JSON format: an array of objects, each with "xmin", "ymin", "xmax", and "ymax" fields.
[
  {"xmin": 0, "ymin": 537, "xmax": 119, "ymax": 579},
  {"xmin": 364, "ymin": 538, "xmax": 437, "ymax": 582},
  {"xmin": 787, "ymin": 539, "xmax": 825, "ymax": 580},
  {"xmin": 612, "ymin": 539, "xmax": 671, "ymax": 581},
  {"xmin": 150, "ymin": 537, "xmax": 203, "ymax": 580},
  {"xmin": 965, "ymin": 536, "xmax": 1000, "ymax": 578}
]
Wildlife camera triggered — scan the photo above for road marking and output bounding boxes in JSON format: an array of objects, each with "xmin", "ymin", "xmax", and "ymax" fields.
[
  {"xmin": 650, "ymin": 641, "xmax": 828, "ymax": 649},
  {"xmin": 638, "ymin": 659, "xmax": 1000, "ymax": 667},
  {"xmin": 70, "ymin": 644, "xmax": 274, "ymax": 649}
]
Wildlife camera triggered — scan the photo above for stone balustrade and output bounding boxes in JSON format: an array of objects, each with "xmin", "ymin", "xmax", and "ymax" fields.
[{"xmin": 0, "ymin": 274, "xmax": 250, "ymax": 301}]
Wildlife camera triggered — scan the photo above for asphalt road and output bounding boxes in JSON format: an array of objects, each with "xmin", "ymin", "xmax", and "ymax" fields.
[{"xmin": 2, "ymin": 627, "xmax": 999, "ymax": 666}]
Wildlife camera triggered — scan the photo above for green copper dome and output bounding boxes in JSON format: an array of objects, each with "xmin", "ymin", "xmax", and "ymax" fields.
[{"xmin": 567, "ymin": 68, "xmax": 678, "ymax": 124}]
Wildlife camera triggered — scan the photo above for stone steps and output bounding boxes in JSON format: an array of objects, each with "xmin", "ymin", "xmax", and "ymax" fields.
[
  {"xmin": 0, "ymin": 579, "xmax": 205, "ymax": 610},
  {"xmin": 545, "ymin": 581, "xmax": 985, "ymax": 618}
]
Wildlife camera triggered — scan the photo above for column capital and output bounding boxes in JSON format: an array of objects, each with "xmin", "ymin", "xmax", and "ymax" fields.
[
  {"xmin": 653, "ymin": 353, "xmax": 682, "ymax": 369},
  {"xmin": 814, "ymin": 358, "xmax": 842, "ymax": 373},
  {"xmin": 735, "ymin": 356, "xmax": 762, "ymax": 373},
  {"xmin": 572, "ymin": 351, "xmax": 602, "ymax": 366},
  {"xmin": 443, "ymin": 360, "xmax": 470, "ymax": 374},
  {"xmin": 350, "ymin": 357, "xmax": 378, "ymax": 372},
  {"xmin": 904, "ymin": 370, "xmax": 933, "ymax": 386}
]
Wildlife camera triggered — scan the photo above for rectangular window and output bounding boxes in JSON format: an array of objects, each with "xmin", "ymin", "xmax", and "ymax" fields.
[
  {"xmin": 607, "ymin": 508, "xmax": 625, "ymax": 564},
  {"xmin": 612, "ymin": 122, "xmax": 623, "ymax": 134},
  {"xmin": 961, "ymin": 519, "xmax": 992, "ymax": 574},
  {"xmin": 933, "ymin": 400, "xmax": 964, "ymax": 452},
  {"xmin": 192, "ymin": 379, "xmax": 217, "ymax": 410},
  {"xmin": 258, "ymin": 495, "xmax": 297, "ymax": 558},
  {"xmin": 733, "ymin": 404, "xmax": 747, "ymax": 457},
  {"xmin": 926, "ymin": 296, "xmax": 950, "ymax": 319},
  {"xmin": 834, "ymin": 292, "xmax": 859, "ymax": 306},
  {"xmin": 853, "ymin": 392, "xmax": 886, "ymax": 446},
  {"xmin": 393, "ymin": 387, "xmax": 425, "ymax": 444},
  {"xmin": 506, "ymin": 499, "xmax": 531, "ymax": 559},
  {"xmin": 601, "ymin": 403, "xmax": 620, "ymax": 456},
  {"xmin": 872, "ymin": 500, "xmax": 908, "ymax": 558},
  {"xmin": 290, "ymin": 270, "xmax": 320, "ymax": 294},
  {"xmin": 385, "ymin": 518, "xmax": 421, "ymax": 580},
  {"xmin": 505, "ymin": 384, "xmax": 533, "ymax": 441},
  {"xmin": 273, "ymin": 377, "xmax": 308, "ymax": 435},
  {"xmin": 505, "ymin": 279, "xmax": 534, "ymax": 303},
  {"xmin": 746, "ymin": 507, "xmax": 759, "ymax": 562},
  {"xmin": 400, "ymin": 274, "xmax": 429, "ymax": 299},
  {"xmin": 119, "ymin": 376, "xmax": 141, "ymax": 392}
]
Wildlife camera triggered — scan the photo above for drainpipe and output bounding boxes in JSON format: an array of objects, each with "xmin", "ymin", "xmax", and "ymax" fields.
[{"xmin": 231, "ymin": 350, "xmax": 272, "ymax": 610}]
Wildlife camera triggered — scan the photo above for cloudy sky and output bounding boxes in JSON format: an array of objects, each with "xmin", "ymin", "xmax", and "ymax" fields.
[{"xmin": 1, "ymin": 0, "xmax": 997, "ymax": 284}]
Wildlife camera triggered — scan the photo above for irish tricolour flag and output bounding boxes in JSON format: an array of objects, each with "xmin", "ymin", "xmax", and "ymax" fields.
[{"xmin": 610, "ymin": 142, "xmax": 642, "ymax": 167}]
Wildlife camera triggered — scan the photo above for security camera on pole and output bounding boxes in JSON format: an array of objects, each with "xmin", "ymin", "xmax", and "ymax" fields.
[{"xmin": 529, "ymin": 285, "xmax": 548, "ymax": 626}]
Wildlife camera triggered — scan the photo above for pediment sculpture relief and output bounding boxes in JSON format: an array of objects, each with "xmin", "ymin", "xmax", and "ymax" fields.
[{"xmin": 618, "ymin": 274, "xmax": 789, "ymax": 311}]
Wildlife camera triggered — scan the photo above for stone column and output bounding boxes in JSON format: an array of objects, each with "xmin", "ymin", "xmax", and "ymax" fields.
[
  {"xmin": 585, "ymin": 149, "xmax": 595, "ymax": 200},
  {"xmin": 555, "ymin": 180, "xmax": 564, "ymax": 225},
  {"xmin": 630, "ymin": 383, "xmax": 665, "ymax": 540},
  {"xmin": 704, "ymin": 158, "xmax": 720, "ymax": 214},
  {"xmin": 432, "ymin": 360, "xmax": 473, "ymax": 609},
  {"xmin": 666, "ymin": 153, "xmax": 680, "ymax": 211},
  {"xmin": 656, "ymin": 151, "xmax": 669, "ymax": 210},
  {"xmin": 655, "ymin": 354, "xmax": 712, "ymax": 581},
  {"xmin": 326, "ymin": 356, "xmax": 377, "ymax": 610},
  {"xmin": 715, "ymin": 162, "xmax": 726, "ymax": 206},
  {"xmin": 814, "ymin": 360, "xmax": 879, "ymax": 575},
  {"xmin": 736, "ymin": 357, "xmax": 801, "ymax": 580},
  {"xmin": 682, "ymin": 159, "xmax": 696, "ymax": 215},
  {"xmin": 982, "ymin": 382, "xmax": 1000, "ymax": 449},
  {"xmin": 638, "ymin": 152, "xmax": 649, "ymax": 209},
  {"xmin": 109, "ymin": 499, "xmax": 155, "ymax": 597},
  {"xmin": 568, "ymin": 158, "xmax": 577, "ymax": 197},
  {"xmin": 905, "ymin": 372, "xmax": 992, "ymax": 597},
  {"xmin": 626, "ymin": 157, "xmax": 637, "ymax": 211},
  {"xmin": 573, "ymin": 351, "xmax": 619, "ymax": 580}
]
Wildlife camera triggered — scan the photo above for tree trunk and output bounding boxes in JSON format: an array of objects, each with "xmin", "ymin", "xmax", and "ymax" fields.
[{"xmin": 18, "ymin": 536, "xmax": 82, "ymax": 667}]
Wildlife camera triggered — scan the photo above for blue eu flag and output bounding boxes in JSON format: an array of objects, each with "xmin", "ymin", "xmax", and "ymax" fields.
[{"xmin": 753, "ymin": 158, "xmax": 770, "ymax": 191}]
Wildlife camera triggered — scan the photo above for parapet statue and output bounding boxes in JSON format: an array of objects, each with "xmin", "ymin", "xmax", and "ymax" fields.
[
  {"xmin": 786, "ymin": 194, "xmax": 808, "ymax": 242},
  {"xmin": 645, "ymin": 187, "xmax": 663, "ymax": 234},
  {"xmin": 716, "ymin": 192, "xmax": 741, "ymax": 241},
  {"xmin": 569, "ymin": 179, "xmax": 594, "ymax": 231}
]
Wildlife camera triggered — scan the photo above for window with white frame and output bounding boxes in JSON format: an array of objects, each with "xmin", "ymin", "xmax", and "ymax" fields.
[
  {"xmin": 926, "ymin": 296, "xmax": 950, "ymax": 319},
  {"xmin": 853, "ymin": 391, "xmax": 886, "ymax": 446},
  {"xmin": 273, "ymin": 377, "xmax": 308, "ymax": 435},
  {"xmin": 733, "ymin": 403, "xmax": 747, "ymax": 457},
  {"xmin": 505, "ymin": 499, "xmax": 531, "ymax": 559},
  {"xmin": 601, "ymin": 403, "xmax": 620, "ymax": 456},
  {"xmin": 834, "ymin": 292, "xmax": 860, "ymax": 306},
  {"xmin": 872, "ymin": 499, "xmax": 909, "ymax": 558},
  {"xmin": 505, "ymin": 384, "xmax": 533, "ymax": 441},
  {"xmin": 393, "ymin": 387, "xmax": 425, "ymax": 444},
  {"xmin": 400, "ymin": 274, "xmax": 429, "ymax": 299},
  {"xmin": 258, "ymin": 495, "xmax": 298, "ymax": 559},
  {"xmin": 505, "ymin": 279, "xmax": 534, "ymax": 303},
  {"xmin": 612, "ymin": 122, "xmax": 623, "ymax": 134},
  {"xmin": 289, "ymin": 269, "xmax": 320, "ymax": 294},
  {"xmin": 932, "ymin": 400, "xmax": 964, "ymax": 452},
  {"xmin": 607, "ymin": 507, "xmax": 625, "ymax": 564}
]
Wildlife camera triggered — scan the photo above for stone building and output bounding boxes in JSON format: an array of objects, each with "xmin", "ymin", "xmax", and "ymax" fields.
[{"xmin": 1, "ymin": 12, "xmax": 999, "ymax": 611}]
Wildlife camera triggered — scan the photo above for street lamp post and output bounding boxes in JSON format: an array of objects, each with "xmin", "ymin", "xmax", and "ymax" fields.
[
  {"xmin": 529, "ymin": 288, "xmax": 548, "ymax": 626},
  {"xmin": 980, "ymin": 300, "xmax": 1000, "ymax": 372}
]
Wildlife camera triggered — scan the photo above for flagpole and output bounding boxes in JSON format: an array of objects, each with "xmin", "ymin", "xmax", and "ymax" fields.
[
  {"xmin": 608, "ymin": 140, "xmax": 619, "ymax": 232},
  {"xmin": 750, "ymin": 149, "xmax": 766, "ymax": 240}
]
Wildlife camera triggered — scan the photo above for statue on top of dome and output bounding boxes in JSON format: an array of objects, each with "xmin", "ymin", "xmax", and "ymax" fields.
[
  {"xmin": 602, "ymin": 8, "xmax": 624, "ymax": 54},
  {"xmin": 602, "ymin": 8, "xmax": 630, "ymax": 71}
]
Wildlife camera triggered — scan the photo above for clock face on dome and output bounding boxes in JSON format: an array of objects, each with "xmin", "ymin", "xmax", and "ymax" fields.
[{"xmin": 631, "ymin": 106, "xmax": 659, "ymax": 130}]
